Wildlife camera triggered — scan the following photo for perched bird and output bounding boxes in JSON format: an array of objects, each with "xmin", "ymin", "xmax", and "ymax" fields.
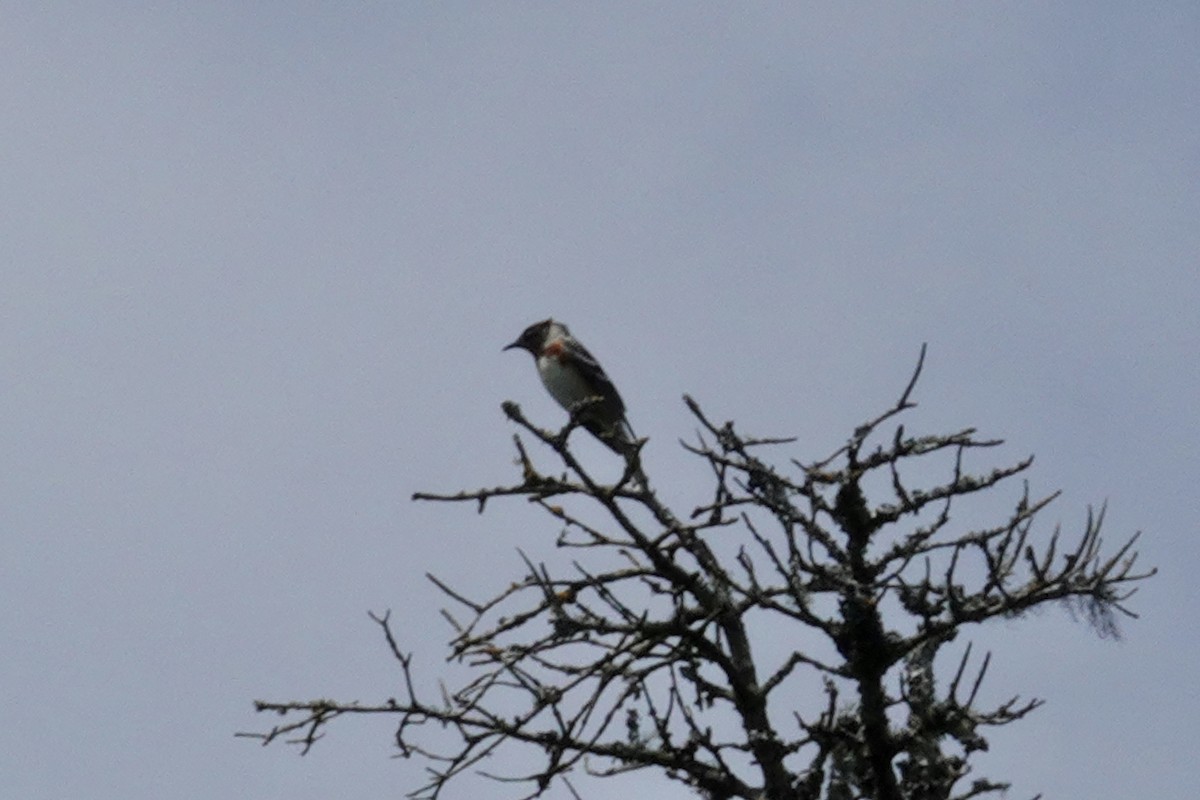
[{"xmin": 504, "ymin": 319, "xmax": 637, "ymax": 454}]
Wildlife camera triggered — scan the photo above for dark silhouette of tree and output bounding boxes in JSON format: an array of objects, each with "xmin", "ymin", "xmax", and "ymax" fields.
[{"xmin": 241, "ymin": 349, "xmax": 1153, "ymax": 800}]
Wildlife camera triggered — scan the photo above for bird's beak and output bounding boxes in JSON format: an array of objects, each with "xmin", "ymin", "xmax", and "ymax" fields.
[{"xmin": 503, "ymin": 340, "xmax": 521, "ymax": 352}]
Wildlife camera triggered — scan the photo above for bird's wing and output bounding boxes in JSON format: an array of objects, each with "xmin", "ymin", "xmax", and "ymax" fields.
[{"xmin": 563, "ymin": 338, "xmax": 626, "ymax": 415}]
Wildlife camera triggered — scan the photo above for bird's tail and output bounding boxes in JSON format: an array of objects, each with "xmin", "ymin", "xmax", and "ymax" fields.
[
  {"xmin": 596, "ymin": 417, "xmax": 637, "ymax": 455},
  {"xmin": 615, "ymin": 419, "xmax": 648, "ymax": 488}
]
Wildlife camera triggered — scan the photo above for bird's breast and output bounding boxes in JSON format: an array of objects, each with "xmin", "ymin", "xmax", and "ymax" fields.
[{"xmin": 536, "ymin": 355, "xmax": 593, "ymax": 411}]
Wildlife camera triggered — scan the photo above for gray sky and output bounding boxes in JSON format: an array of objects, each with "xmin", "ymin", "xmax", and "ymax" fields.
[{"xmin": 2, "ymin": 4, "xmax": 1196, "ymax": 799}]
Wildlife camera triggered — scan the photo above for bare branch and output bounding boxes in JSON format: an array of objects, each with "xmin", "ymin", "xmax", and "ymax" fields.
[{"xmin": 244, "ymin": 347, "xmax": 1153, "ymax": 800}]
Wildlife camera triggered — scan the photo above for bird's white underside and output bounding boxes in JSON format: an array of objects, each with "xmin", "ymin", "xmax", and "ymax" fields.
[{"xmin": 536, "ymin": 354, "xmax": 594, "ymax": 412}]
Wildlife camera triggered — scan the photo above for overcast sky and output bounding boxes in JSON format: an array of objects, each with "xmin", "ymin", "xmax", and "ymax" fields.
[{"xmin": 2, "ymin": 4, "xmax": 1196, "ymax": 799}]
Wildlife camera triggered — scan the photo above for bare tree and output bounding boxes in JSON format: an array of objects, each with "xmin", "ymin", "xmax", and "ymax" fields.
[{"xmin": 241, "ymin": 349, "xmax": 1153, "ymax": 800}]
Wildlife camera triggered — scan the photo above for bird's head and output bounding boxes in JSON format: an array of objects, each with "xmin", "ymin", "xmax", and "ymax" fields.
[{"xmin": 504, "ymin": 318, "xmax": 565, "ymax": 355}]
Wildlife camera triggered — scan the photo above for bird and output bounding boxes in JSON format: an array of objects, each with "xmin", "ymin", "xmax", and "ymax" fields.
[{"xmin": 504, "ymin": 319, "xmax": 637, "ymax": 454}]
